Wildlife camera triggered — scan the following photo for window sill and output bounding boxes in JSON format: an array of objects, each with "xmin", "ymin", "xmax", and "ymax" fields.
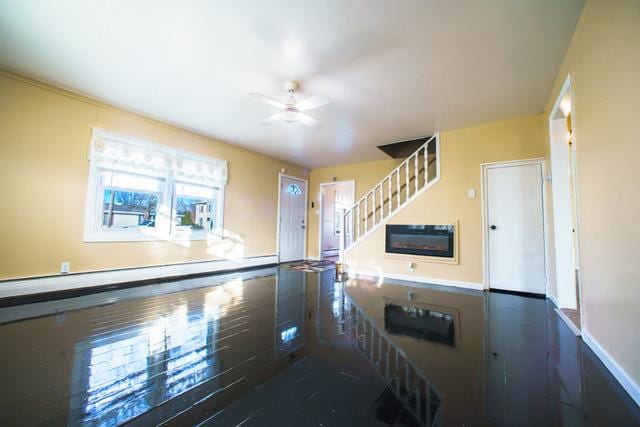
[
  {"xmin": 171, "ymin": 232, "xmax": 223, "ymax": 242},
  {"xmin": 84, "ymin": 230, "xmax": 170, "ymax": 243},
  {"xmin": 84, "ymin": 230, "xmax": 224, "ymax": 243}
]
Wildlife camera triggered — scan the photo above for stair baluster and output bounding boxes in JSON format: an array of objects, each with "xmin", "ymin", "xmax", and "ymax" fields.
[
  {"xmin": 414, "ymin": 152, "xmax": 419, "ymax": 193},
  {"xmin": 388, "ymin": 175, "xmax": 392, "ymax": 213},
  {"xmin": 364, "ymin": 195, "xmax": 368, "ymax": 233},
  {"xmin": 379, "ymin": 183, "xmax": 384, "ymax": 219}
]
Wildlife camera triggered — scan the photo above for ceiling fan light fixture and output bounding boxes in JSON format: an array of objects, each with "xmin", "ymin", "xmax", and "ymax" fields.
[
  {"xmin": 251, "ymin": 81, "xmax": 330, "ymax": 127},
  {"xmin": 282, "ymin": 108, "xmax": 300, "ymax": 122}
]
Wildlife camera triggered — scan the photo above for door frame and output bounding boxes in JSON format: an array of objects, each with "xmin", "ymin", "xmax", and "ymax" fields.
[
  {"xmin": 548, "ymin": 74, "xmax": 584, "ymax": 314},
  {"xmin": 481, "ymin": 158, "xmax": 550, "ymax": 292},
  {"xmin": 276, "ymin": 173, "xmax": 309, "ymax": 263},
  {"xmin": 317, "ymin": 180, "xmax": 356, "ymax": 260}
]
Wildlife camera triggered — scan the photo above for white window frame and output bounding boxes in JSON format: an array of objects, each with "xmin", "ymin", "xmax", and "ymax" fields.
[{"xmin": 83, "ymin": 129, "xmax": 226, "ymax": 243}]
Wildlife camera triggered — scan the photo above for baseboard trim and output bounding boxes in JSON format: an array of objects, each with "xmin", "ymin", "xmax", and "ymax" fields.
[
  {"xmin": 348, "ymin": 269, "xmax": 484, "ymax": 291},
  {"xmin": 582, "ymin": 330, "xmax": 640, "ymax": 406},
  {"xmin": 547, "ymin": 292, "xmax": 559, "ymax": 306},
  {"xmin": 321, "ymin": 249, "xmax": 339, "ymax": 256},
  {"xmin": 0, "ymin": 255, "xmax": 278, "ymax": 300},
  {"xmin": 490, "ymin": 288, "xmax": 546, "ymax": 299}
]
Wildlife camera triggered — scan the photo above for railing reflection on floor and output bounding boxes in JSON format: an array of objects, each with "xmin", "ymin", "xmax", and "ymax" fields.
[{"xmin": 318, "ymin": 273, "xmax": 441, "ymax": 426}]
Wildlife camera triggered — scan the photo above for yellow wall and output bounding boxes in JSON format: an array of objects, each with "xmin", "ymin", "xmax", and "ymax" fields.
[
  {"xmin": 543, "ymin": 0, "xmax": 640, "ymax": 389},
  {"xmin": 0, "ymin": 72, "xmax": 307, "ymax": 280},
  {"xmin": 342, "ymin": 115, "xmax": 545, "ymax": 284},
  {"xmin": 307, "ymin": 158, "xmax": 401, "ymax": 259}
]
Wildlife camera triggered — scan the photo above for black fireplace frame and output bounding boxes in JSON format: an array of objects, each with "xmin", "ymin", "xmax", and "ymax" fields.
[{"xmin": 385, "ymin": 224, "xmax": 455, "ymax": 258}]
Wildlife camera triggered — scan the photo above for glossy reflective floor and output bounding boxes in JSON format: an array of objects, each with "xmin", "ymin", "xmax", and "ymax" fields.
[{"xmin": 0, "ymin": 267, "xmax": 638, "ymax": 426}]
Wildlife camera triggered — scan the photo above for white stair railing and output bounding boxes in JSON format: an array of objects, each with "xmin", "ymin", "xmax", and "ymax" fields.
[{"xmin": 341, "ymin": 134, "xmax": 440, "ymax": 254}]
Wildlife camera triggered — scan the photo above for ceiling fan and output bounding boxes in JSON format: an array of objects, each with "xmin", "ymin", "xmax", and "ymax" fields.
[{"xmin": 250, "ymin": 81, "xmax": 331, "ymax": 128}]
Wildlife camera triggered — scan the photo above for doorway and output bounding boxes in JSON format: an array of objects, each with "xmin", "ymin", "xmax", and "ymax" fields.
[
  {"xmin": 278, "ymin": 174, "xmax": 308, "ymax": 263},
  {"xmin": 549, "ymin": 75, "xmax": 582, "ymax": 332},
  {"xmin": 318, "ymin": 181, "xmax": 355, "ymax": 261},
  {"xmin": 483, "ymin": 160, "xmax": 546, "ymax": 295}
]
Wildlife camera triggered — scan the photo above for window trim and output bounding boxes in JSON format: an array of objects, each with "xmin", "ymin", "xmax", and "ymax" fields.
[{"xmin": 83, "ymin": 129, "xmax": 226, "ymax": 243}]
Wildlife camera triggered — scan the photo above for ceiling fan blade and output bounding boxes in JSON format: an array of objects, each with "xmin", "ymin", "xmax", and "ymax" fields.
[
  {"xmin": 295, "ymin": 94, "xmax": 332, "ymax": 111},
  {"xmin": 259, "ymin": 112, "xmax": 284, "ymax": 125},
  {"xmin": 250, "ymin": 93, "xmax": 286, "ymax": 109},
  {"xmin": 297, "ymin": 113, "xmax": 318, "ymax": 128}
]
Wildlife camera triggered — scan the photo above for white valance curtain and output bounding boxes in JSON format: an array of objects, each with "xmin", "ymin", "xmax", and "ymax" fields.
[{"xmin": 88, "ymin": 128, "xmax": 228, "ymax": 187}]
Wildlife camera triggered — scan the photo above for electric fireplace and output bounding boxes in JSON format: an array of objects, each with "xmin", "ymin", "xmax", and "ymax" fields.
[{"xmin": 385, "ymin": 224, "xmax": 455, "ymax": 258}]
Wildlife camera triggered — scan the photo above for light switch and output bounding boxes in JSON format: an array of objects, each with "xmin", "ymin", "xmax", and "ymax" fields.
[{"xmin": 467, "ymin": 188, "xmax": 476, "ymax": 198}]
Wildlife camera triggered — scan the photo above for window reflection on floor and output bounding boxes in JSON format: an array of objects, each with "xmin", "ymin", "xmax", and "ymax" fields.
[
  {"xmin": 274, "ymin": 268, "xmax": 305, "ymax": 354},
  {"xmin": 68, "ymin": 280, "xmax": 247, "ymax": 426},
  {"xmin": 332, "ymin": 280, "xmax": 343, "ymax": 318},
  {"xmin": 84, "ymin": 335, "xmax": 151, "ymax": 424}
]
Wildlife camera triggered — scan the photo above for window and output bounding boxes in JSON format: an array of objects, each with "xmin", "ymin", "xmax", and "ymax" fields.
[
  {"xmin": 84, "ymin": 129, "xmax": 227, "ymax": 242},
  {"xmin": 101, "ymin": 171, "xmax": 163, "ymax": 230},
  {"xmin": 286, "ymin": 183, "xmax": 302, "ymax": 196},
  {"xmin": 173, "ymin": 182, "xmax": 221, "ymax": 236}
]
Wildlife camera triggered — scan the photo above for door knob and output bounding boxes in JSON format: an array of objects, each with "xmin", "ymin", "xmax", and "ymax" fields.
[{"xmin": 490, "ymin": 225, "xmax": 497, "ymax": 230}]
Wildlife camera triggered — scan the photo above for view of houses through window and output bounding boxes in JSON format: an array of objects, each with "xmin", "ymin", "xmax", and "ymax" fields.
[
  {"xmin": 98, "ymin": 174, "xmax": 221, "ymax": 233},
  {"xmin": 174, "ymin": 183, "xmax": 219, "ymax": 231},
  {"xmin": 101, "ymin": 171, "xmax": 162, "ymax": 230}
]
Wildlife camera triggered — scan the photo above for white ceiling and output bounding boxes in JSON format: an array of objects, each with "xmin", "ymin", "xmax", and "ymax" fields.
[{"xmin": 0, "ymin": 0, "xmax": 584, "ymax": 168}]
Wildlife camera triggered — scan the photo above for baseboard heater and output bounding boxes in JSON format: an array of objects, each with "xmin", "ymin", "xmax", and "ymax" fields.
[{"xmin": 0, "ymin": 255, "xmax": 278, "ymax": 306}]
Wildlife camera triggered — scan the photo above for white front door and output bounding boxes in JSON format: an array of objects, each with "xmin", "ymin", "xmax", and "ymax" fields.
[
  {"xmin": 486, "ymin": 163, "xmax": 546, "ymax": 294},
  {"xmin": 279, "ymin": 175, "xmax": 307, "ymax": 262}
]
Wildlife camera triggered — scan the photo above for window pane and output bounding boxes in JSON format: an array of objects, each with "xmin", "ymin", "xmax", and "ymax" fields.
[
  {"xmin": 102, "ymin": 189, "xmax": 159, "ymax": 229},
  {"xmin": 175, "ymin": 182, "xmax": 216, "ymax": 199},
  {"xmin": 101, "ymin": 171, "xmax": 162, "ymax": 230},
  {"xmin": 103, "ymin": 171, "xmax": 162, "ymax": 193},
  {"xmin": 175, "ymin": 183, "xmax": 219, "ymax": 231},
  {"xmin": 286, "ymin": 183, "xmax": 302, "ymax": 196},
  {"xmin": 176, "ymin": 197, "xmax": 216, "ymax": 230}
]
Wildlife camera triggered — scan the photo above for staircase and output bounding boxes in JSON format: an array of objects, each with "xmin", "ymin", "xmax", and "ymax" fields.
[{"xmin": 340, "ymin": 134, "xmax": 440, "ymax": 255}]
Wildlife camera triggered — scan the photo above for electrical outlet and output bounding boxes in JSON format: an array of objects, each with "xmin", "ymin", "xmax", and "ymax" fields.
[
  {"xmin": 60, "ymin": 262, "xmax": 70, "ymax": 274},
  {"xmin": 468, "ymin": 188, "xmax": 476, "ymax": 198},
  {"xmin": 408, "ymin": 261, "xmax": 415, "ymax": 272}
]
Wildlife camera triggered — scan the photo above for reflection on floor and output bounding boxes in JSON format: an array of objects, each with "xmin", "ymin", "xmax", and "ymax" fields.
[
  {"xmin": 0, "ymin": 267, "xmax": 638, "ymax": 426},
  {"xmin": 559, "ymin": 307, "xmax": 582, "ymax": 331}
]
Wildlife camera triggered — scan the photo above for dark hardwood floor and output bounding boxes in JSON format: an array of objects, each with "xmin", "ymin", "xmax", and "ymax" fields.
[{"xmin": 0, "ymin": 266, "xmax": 637, "ymax": 426}]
